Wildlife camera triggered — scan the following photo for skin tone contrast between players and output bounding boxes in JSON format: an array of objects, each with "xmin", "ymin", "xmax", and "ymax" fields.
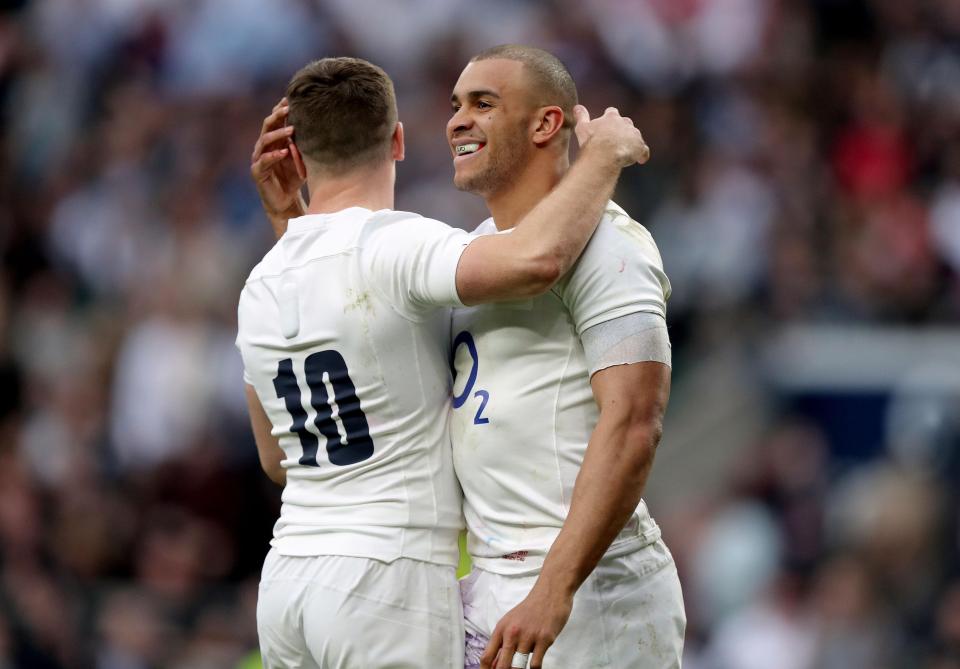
[{"xmin": 243, "ymin": 46, "xmax": 683, "ymax": 669}]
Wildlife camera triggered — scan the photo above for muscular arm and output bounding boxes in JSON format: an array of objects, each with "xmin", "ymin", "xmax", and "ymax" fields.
[
  {"xmin": 454, "ymin": 142, "xmax": 621, "ymax": 305},
  {"xmin": 539, "ymin": 361, "xmax": 669, "ymax": 591},
  {"xmin": 245, "ymin": 383, "xmax": 286, "ymax": 486},
  {"xmin": 482, "ymin": 360, "xmax": 670, "ymax": 669}
]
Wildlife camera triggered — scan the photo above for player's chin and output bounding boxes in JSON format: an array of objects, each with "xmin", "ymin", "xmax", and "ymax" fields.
[{"xmin": 453, "ymin": 171, "xmax": 481, "ymax": 194}]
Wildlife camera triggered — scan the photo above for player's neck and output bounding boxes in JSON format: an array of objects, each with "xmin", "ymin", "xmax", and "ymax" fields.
[
  {"xmin": 304, "ymin": 163, "xmax": 395, "ymax": 216},
  {"xmin": 487, "ymin": 153, "xmax": 568, "ymax": 231}
]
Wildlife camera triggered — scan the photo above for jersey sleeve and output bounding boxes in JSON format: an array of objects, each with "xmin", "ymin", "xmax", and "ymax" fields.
[
  {"xmin": 363, "ymin": 214, "xmax": 472, "ymax": 319},
  {"xmin": 559, "ymin": 206, "xmax": 671, "ymax": 336}
]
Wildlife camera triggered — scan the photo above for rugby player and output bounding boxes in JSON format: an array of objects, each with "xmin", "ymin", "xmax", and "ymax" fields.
[
  {"xmin": 447, "ymin": 46, "xmax": 684, "ymax": 669},
  {"xmin": 239, "ymin": 56, "xmax": 649, "ymax": 668}
]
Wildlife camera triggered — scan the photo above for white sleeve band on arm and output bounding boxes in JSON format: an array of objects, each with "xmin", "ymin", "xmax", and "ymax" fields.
[{"xmin": 581, "ymin": 312, "xmax": 671, "ymax": 376}]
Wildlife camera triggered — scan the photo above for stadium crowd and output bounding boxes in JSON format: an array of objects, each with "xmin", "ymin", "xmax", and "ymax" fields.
[{"xmin": 0, "ymin": 0, "xmax": 958, "ymax": 667}]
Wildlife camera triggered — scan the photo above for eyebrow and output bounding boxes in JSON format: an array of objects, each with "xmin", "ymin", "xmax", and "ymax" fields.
[{"xmin": 450, "ymin": 89, "xmax": 501, "ymax": 104}]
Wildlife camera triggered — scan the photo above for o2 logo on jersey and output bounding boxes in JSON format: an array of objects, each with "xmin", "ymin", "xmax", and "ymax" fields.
[
  {"xmin": 273, "ymin": 350, "xmax": 374, "ymax": 467},
  {"xmin": 451, "ymin": 331, "xmax": 490, "ymax": 425}
]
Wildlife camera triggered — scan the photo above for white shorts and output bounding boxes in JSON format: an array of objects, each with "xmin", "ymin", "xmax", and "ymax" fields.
[
  {"xmin": 461, "ymin": 539, "xmax": 685, "ymax": 669},
  {"xmin": 258, "ymin": 549, "xmax": 464, "ymax": 668}
]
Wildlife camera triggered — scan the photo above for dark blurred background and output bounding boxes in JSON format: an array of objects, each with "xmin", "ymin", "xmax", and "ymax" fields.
[{"xmin": 0, "ymin": 0, "xmax": 959, "ymax": 667}]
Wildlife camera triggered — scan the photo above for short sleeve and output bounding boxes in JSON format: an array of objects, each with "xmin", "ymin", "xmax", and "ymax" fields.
[
  {"xmin": 235, "ymin": 287, "xmax": 257, "ymax": 386},
  {"xmin": 363, "ymin": 214, "xmax": 472, "ymax": 319},
  {"xmin": 560, "ymin": 205, "xmax": 671, "ymax": 336}
]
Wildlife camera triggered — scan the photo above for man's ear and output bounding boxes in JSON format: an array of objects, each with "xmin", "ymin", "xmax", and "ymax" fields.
[
  {"xmin": 392, "ymin": 122, "xmax": 405, "ymax": 162},
  {"xmin": 290, "ymin": 142, "xmax": 308, "ymax": 180},
  {"xmin": 531, "ymin": 106, "xmax": 565, "ymax": 147}
]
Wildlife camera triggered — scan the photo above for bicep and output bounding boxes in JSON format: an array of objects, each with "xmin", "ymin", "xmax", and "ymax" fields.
[
  {"xmin": 454, "ymin": 233, "xmax": 557, "ymax": 306},
  {"xmin": 590, "ymin": 361, "xmax": 671, "ymax": 429},
  {"xmin": 245, "ymin": 383, "xmax": 285, "ymax": 485}
]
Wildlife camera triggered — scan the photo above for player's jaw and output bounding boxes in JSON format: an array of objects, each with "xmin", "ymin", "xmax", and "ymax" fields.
[
  {"xmin": 450, "ymin": 120, "xmax": 531, "ymax": 197},
  {"xmin": 450, "ymin": 132, "xmax": 490, "ymax": 189}
]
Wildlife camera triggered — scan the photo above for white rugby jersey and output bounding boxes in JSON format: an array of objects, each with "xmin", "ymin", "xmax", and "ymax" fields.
[
  {"xmin": 236, "ymin": 207, "xmax": 470, "ymax": 567},
  {"xmin": 451, "ymin": 201, "xmax": 671, "ymax": 576}
]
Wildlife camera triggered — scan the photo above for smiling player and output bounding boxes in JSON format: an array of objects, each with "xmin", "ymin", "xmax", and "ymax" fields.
[{"xmin": 445, "ymin": 46, "xmax": 684, "ymax": 669}]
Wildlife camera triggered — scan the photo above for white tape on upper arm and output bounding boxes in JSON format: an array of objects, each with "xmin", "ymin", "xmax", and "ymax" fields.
[{"xmin": 581, "ymin": 312, "xmax": 671, "ymax": 375}]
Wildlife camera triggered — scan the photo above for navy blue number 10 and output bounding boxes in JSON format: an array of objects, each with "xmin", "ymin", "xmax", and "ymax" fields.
[{"xmin": 273, "ymin": 351, "xmax": 374, "ymax": 467}]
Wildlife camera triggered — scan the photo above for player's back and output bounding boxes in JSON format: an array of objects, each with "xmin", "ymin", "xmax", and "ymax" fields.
[{"xmin": 237, "ymin": 207, "xmax": 465, "ymax": 567}]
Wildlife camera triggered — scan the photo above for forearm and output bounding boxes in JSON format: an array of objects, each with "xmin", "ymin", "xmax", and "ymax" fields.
[
  {"xmin": 455, "ymin": 147, "xmax": 620, "ymax": 304},
  {"xmin": 536, "ymin": 416, "xmax": 659, "ymax": 596},
  {"xmin": 245, "ymin": 384, "xmax": 287, "ymax": 485}
]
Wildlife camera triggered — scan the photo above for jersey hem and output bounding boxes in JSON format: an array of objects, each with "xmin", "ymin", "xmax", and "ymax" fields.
[
  {"xmin": 469, "ymin": 525, "xmax": 662, "ymax": 577},
  {"xmin": 271, "ymin": 527, "xmax": 460, "ymax": 569}
]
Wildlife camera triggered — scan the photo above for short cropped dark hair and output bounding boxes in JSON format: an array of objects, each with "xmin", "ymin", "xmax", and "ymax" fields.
[
  {"xmin": 470, "ymin": 45, "xmax": 578, "ymax": 128},
  {"xmin": 286, "ymin": 57, "xmax": 398, "ymax": 171}
]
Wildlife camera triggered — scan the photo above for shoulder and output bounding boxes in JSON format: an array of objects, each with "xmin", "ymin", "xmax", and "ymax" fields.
[
  {"xmin": 244, "ymin": 242, "xmax": 285, "ymax": 285},
  {"xmin": 592, "ymin": 202, "xmax": 663, "ymax": 264},
  {"xmin": 566, "ymin": 201, "xmax": 666, "ymax": 282},
  {"xmin": 558, "ymin": 201, "xmax": 672, "ymax": 327},
  {"xmin": 360, "ymin": 209, "xmax": 463, "ymax": 247}
]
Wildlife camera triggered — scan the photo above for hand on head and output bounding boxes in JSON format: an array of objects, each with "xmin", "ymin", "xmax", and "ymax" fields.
[
  {"xmin": 250, "ymin": 98, "xmax": 307, "ymax": 229},
  {"xmin": 572, "ymin": 105, "xmax": 650, "ymax": 168}
]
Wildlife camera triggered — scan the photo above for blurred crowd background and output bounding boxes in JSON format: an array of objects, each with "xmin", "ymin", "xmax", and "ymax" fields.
[{"xmin": 0, "ymin": 0, "xmax": 959, "ymax": 667}]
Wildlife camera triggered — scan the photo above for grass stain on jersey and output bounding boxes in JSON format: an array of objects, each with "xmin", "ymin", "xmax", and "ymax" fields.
[{"xmin": 344, "ymin": 289, "xmax": 374, "ymax": 314}]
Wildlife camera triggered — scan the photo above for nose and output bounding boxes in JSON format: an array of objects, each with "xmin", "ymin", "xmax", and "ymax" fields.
[{"xmin": 447, "ymin": 107, "xmax": 472, "ymax": 138}]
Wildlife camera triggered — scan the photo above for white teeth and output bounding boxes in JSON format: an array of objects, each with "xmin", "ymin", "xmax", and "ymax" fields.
[{"xmin": 456, "ymin": 143, "xmax": 481, "ymax": 155}]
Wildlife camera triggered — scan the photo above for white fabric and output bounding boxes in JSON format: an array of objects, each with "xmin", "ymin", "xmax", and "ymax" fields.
[
  {"xmin": 581, "ymin": 311, "xmax": 672, "ymax": 376},
  {"xmin": 461, "ymin": 541, "xmax": 685, "ymax": 669},
  {"xmin": 258, "ymin": 550, "xmax": 463, "ymax": 669},
  {"xmin": 236, "ymin": 207, "xmax": 471, "ymax": 566},
  {"xmin": 451, "ymin": 201, "xmax": 671, "ymax": 576}
]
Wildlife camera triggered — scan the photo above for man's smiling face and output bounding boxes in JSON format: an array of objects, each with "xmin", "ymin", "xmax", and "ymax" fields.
[{"xmin": 447, "ymin": 59, "xmax": 536, "ymax": 198}]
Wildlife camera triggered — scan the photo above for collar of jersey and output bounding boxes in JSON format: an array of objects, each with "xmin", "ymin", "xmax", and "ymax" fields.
[{"xmin": 286, "ymin": 207, "xmax": 390, "ymax": 235}]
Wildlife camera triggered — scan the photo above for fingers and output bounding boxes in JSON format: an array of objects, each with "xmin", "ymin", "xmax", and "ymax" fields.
[
  {"xmin": 252, "ymin": 125, "xmax": 295, "ymax": 162},
  {"xmin": 513, "ymin": 640, "xmax": 534, "ymax": 669},
  {"xmin": 496, "ymin": 635, "xmax": 516, "ymax": 669},
  {"xmin": 573, "ymin": 104, "xmax": 590, "ymax": 126},
  {"xmin": 530, "ymin": 641, "xmax": 548, "ymax": 669},
  {"xmin": 494, "ymin": 628, "xmax": 534, "ymax": 669},
  {"xmin": 637, "ymin": 139, "xmax": 651, "ymax": 164},
  {"xmin": 259, "ymin": 101, "xmax": 290, "ymax": 137},
  {"xmin": 480, "ymin": 627, "xmax": 503, "ymax": 669},
  {"xmin": 603, "ymin": 106, "xmax": 620, "ymax": 117},
  {"xmin": 251, "ymin": 148, "xmax": 290, "ymax": 181}
]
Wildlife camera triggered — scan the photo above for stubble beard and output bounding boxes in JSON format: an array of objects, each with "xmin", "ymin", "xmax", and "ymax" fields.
[{"xmin": 454, "ymin": 122, "xmax": 530, "ymax": 198}]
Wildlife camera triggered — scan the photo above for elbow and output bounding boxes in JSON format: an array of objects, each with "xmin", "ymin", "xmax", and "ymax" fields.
[
  {"xmin": 522, "ymin": 255, "xmax": 564, "ymax": 296},
  {"xmin": 259, "ymin": 453, "xmax": 287, "ymax": 487},
  {"xmin": 263, "ymin": 464, "xmax": 286, "ymax": 487},
  {"xmin": 622, "ymin": 417, "xmax": 663, "ymax": 470}
]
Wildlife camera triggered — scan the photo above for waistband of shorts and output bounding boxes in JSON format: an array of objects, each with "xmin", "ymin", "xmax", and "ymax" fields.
[{"xmin": 271, "ymin": 526, "xmax": 460, "ymax": 568}]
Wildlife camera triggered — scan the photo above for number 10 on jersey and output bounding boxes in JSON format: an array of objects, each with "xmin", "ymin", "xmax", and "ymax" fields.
[{"xmin": 273, "ymin": 351, "xmax": 375, "ymax": 467}]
